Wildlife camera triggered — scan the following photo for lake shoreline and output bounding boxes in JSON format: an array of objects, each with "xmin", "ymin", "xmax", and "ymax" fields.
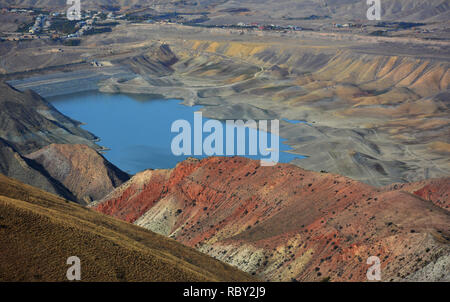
[{"xmin": 49, "ymin": 91, "xmax": 304, "ymax": 175}]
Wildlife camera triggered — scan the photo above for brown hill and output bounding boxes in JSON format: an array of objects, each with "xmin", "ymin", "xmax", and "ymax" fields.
[
  {"xmin": 383, "ymin": 178, "xmax": 450, "ymax": 210},
  {"xmin": 0, "ymin": 137, "xmax": 76, "ymax": 201},
  {"xmin": 0, "ymin": 83, "xmax": 97, "ymax": 155},
  {"xmin": 0, "ymin": 83, "xmax": 127, "ymax": 204},
  {"xmin": 0, "ymin": 172, "xmax": 255, "ymax": 282},
  {"xmin": 26, "ymin": 144, "xmax": 130, "ymax": 204},
  {"xmin": 95, "ymin": 157, "xmax": 450, "ymax": 281}
]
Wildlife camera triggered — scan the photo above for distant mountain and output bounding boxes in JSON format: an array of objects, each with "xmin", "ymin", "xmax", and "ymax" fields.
[
  {"xmin": 0, "ymin": 173, "xmax": 255, "ymax": 281},
  {"xmin": 95, "ymin": 157, "xmax": 450, "ymax": 281},
  {"xmin": 1, "ymin": 0, "xmax": 448, "ymax": 22}
]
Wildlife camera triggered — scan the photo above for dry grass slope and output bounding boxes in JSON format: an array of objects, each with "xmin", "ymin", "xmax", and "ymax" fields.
[{"xmin": 0, "ymin": 173, "xmax": 255, "ymax": 282}]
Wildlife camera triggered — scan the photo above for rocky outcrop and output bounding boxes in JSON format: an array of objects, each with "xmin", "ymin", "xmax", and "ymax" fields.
[
  {"xmin": 114, "ymin": 44, "xmax": 178, "ymax": 77},
  {"xmin": 26, "ymin": 144, "xmax": 130, "ymax": 204},
  {"xmin": 95, "ymin": 157, "xmax": 450, "ymax": 281}
]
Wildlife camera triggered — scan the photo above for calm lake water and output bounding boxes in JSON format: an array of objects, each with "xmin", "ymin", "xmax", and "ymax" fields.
[{"xmin": 49, "ymin": 92, "xmax": 303, "ymax": 174}]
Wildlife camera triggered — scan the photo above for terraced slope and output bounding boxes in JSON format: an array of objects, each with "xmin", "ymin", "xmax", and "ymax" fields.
[
  {"xmin": 95, "ymin": 157, "xmax": 450, "ymax": 282},
  {"xmin": 0, "ymin": 173, "xmax": 255, "ymax": 282}
]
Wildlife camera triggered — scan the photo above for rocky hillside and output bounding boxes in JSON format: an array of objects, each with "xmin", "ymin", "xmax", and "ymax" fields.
[
  {"xmin": 0, "ymin": 173, "xmax": 255, "ymax": 281},
  {"xmin": 26, "ymin": 144, "xmax": 130, "ymax": 204},
  {"xmin": 95, "ymin": 157, "xmax": 450, "ymax": 281},
  {"xmin": 0, "ymin": 138, "xmax": 76, "ymax": 201},
  {"xmin": 0, "ymin": 83, "xmax": 129, "ymax": 203},
  {"xmin": 0, "ymin": 83, "xmax": 97, "ymax": 154}
]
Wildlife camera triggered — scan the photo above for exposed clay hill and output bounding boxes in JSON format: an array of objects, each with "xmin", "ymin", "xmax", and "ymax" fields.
[
  {"xmin": 95, "ymin": 157, "xmax": 450, "ymax": 282},
  {"xmin": 26, "ymin": 144, "xmax": 130, "ymax": 204},
  {"xmin": 113, "ymin": 43, "xmax": 179, "ymax": 77},
  {"xmin": 0, "ymin": 173, "xmax": 255, "ymax": 282},
  {"xmin": 0, "ymin": 138, "xmax": 76, "ymax": 201},
  {"xmin": 384, "ymin": 178, "xmax": 450, "ymax": 211}
]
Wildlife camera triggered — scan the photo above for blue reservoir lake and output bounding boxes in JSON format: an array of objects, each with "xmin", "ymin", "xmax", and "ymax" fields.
[{"xmin": 49, "ymin": 92, "xmax": 304, "ymax": 175}]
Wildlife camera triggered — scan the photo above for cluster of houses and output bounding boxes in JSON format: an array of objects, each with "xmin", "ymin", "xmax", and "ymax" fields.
[
  {"xmin": 333, "ymin": 23, "xmax": 358, "ymax": 28},
  {"xmin": 3, "ymin": 8, "xmax": 33, "ymax": 13},
  {"xmin": 66, "ymin": 11, "xmax": 125, "ymax": 38},
  {"xmin": 29, "ymin": 14, "xmax": 50, "ymax": 34},
  {"xmin": 29, "ymin": 10, "xmax": 109, "ymax": 39},
  {"xmin": 67, "ymin": 19, "xmax": 94, "ymax": 38},
  {"xmin": 222, "ymin": 22, "xmax": 304, "ymax": 32}
]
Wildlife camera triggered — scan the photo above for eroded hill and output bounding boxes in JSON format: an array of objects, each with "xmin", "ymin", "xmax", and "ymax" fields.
[
  {"xmin": 26, "ymin": 144, "xmax": 130, "ymax": 204},
  {"xmin": 95, "ymin": 157, "xmax": 450, "ymax": 282},
  {"xmin": 0, "ymin": 172, "xmax": 255, "ymax": 281},
  {"xmin": 91, "ymin": 24, "xmax": 449, "ymax": 186},
  {"xmin": 0, "ymin": 83, "xmax": 129, "ymax": 203},
  {"xmin": 3, "ymin": 21, "xmax": 449, "ymax": 186}
]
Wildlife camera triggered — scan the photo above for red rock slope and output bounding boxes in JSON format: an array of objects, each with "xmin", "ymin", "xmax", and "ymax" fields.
[{"xmin": 94, "ymin": 157, "xmax": 450, "ymax": 281}]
